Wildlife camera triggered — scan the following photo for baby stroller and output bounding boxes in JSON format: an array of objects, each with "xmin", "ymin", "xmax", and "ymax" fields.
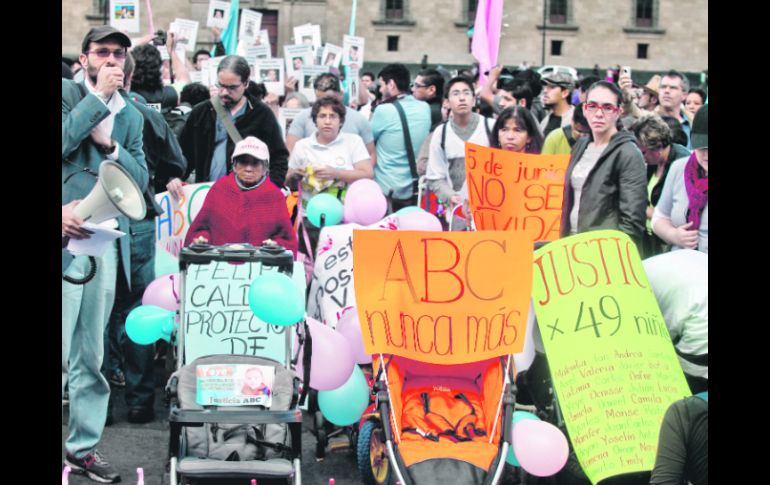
[
  {"xmin": 165, "ymin": 242, "xmax": 303, "ymax": 485},
  {"xmin": 360, "ymin": 353, "xmax": 517, "ymax": 485}
]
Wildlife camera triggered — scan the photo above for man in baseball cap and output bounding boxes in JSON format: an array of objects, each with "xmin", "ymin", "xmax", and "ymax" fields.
[
  {"xmin": 63, "ymin": 24, "xmax": 147, "ymax": 484},
  {"xmin": 539, "ymin": 72, "xmax": 575, "ymax": 138}
]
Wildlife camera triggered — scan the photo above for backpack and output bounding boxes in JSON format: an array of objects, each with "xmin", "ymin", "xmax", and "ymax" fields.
[{"xmin": 163, "ymin": 104, "xmax": 191, "ymax": 140}]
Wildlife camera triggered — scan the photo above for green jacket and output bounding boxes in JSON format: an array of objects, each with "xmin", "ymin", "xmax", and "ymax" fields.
[
  {"xmin": 560, "ymin": 130, "xmax": 647, "ymax": 246},
  {"xmin": 62, "ymin": 79, "xmax": 149, "ymax": 284}
]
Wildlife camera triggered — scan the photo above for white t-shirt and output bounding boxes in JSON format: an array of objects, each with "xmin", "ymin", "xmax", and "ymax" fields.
[
  {"xmin": 288, "ymin": 131, "xmax": 370, "ymax": 202},
  {"xmin": 642, "ymin": 249, "xmax": 708, "ymax": 379}
]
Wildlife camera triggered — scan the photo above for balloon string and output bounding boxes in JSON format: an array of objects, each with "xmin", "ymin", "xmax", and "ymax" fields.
[{"xmin": 170, "ymin": 274, "xmax": 180, "ymax": 303}]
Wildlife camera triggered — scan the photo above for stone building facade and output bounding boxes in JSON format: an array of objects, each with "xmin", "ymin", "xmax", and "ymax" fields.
[{"xmin": 63, "ymin": 0, "xmax": 707, "ymax": 73}]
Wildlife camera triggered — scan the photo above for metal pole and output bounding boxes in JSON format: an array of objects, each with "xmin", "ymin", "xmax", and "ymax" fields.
[{"xmin": 541, "ymin": 0, "xmax": 546, "ymax": 66}]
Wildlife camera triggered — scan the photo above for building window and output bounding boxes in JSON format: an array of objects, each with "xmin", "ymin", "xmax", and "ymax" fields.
[
  {"xmin": 388, "ymin": 35, "xmax": 399, "ymax": 52},
  {"xmin": 637, "ymin": 43, "xmax": 649, "ymax": 59},
  {"xmin": 386, "ymin": 0, "xmax": 404, "ymax": 20},
  {"xmin": 550, "ymin": 0, "xmax": 568, "ymax": 25},
  {"xmin": 467, "ymin": 0, "xmax": 478, "ymax": 23},
  {"xmin": 635, "ymin": 0, "xmax": 655, "ymax": 27},
  {"xmin": 551, "ymin": 40, "xmax": 563, "ymax": 56}
]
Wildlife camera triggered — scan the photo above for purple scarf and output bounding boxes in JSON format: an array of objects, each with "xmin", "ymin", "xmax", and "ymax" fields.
[{"xmin": 684, "ymin": 152, "xmax": 708, "ymax": 230}]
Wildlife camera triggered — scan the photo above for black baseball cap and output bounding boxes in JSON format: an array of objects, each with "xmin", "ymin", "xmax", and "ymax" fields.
[{"xmin": 81, "ymin": 26, "xmax": 131, "ymax": 53}]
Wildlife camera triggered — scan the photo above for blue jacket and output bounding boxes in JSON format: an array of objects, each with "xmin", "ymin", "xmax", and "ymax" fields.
[{"xmin": 62, "ymin": 79, "xmax": 149, "ymax": 288}]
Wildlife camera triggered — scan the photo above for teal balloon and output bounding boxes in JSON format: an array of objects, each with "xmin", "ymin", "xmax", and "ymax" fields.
[
  {"xmin": 126, "ymin": 305, "xmax": 176, "ymax": 345},
  {"xmin": 248, "ymin": 272, "xmax": 304, "ymax": 326},
  {"xmin": 154, "ymin": 250, "xmax": 178, "ymax": 277},
  {"xmin": 306, "ymin": 193, "xmax": 344, "ymax": 228},
  {"xmin": 507, "ymin": 410, "xmax": 541, "ymax": 466},
  {"xmin": 513, "ymin": 410, "xmax": 540, "ymax": 426},
  {"xmin": 395, "ymin": 205, "xmax": 423, "ymax": 216},
  {"xmin": 506, "ymin": 444, "xmax": 520, "ymax": 467},
  {"xmin": 318, "ymin": 366, "xmax": 369, "ymax": 426}
]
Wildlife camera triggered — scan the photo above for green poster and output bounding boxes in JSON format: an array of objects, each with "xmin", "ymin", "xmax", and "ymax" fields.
[{"xmin": 531, "ymin": 230, "xmax": 691, "ymax": 484}]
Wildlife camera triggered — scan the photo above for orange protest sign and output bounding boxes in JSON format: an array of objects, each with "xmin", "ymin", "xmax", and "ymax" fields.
[
  {"xmin": 465, "ymin": 143, "xmax": 570, "ymax": 241},
  {"xmin": 352, "ymin": 230, "xmax": 533, "ymax": 364}
]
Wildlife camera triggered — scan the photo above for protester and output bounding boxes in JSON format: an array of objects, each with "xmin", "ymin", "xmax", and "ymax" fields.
[
  {"xmin": 176, "ymin": 55, "xmax": 289, "ymax": 196},
  {"xmin": 660, "ymin": 115, "xmax": 689, "ymax": 148},
  {"xmin": 164, "ymin": 82, "xmax": 211, "ymax": 139},
  {"xmin": 411, "ymin": 68, "xmax": 445, "ymax": 129},
  {"xmin": 130, "ymin": 43, "xmax": 181, "ymax": 110},
  {"xmin": 539, "ymin": 72, "xmax": 575, "ymax": 139},
  {"xmin": 286, "ymin": 95, "xmax": 373, "ymax": 204},
  {"xmin": 653, "ymin": 105, "xmax": 708, "ymax": 253},
  {"xmin": 490, "ymin": 105, "xmax": 543, "ymax": 154},
  {"xmin": 650, "ymin": 394, "xmax": 708, "ymax": 485},
  {"xmin": 684, "ymin": 88, "xmax": 707, "ymax": 124},
  {"xmin": 62, "ymin": 26, "xmax": 148, "ymax": 483},
  {"xmin": 371, "ymin": 63, "xmax": 431, "ymax": 211},
  {"xmin": 102, "ymin": 51, "xmax": 187, "ymax": 426},
  {"xmin": 643, "ymin": 249, "xmax": 708, "ymax": 393},
  {"xmin": 285, "ymin": 73, "xmax": 375, "ymax": 164},
  {"xmin": 184, "ymin": 136, "xmax": 298, "ymax": 254},
  {"xmin": 542, "ymin": 102, "xmax": 589, "ymax": 155},
  {"xmin": 425, "ymin": 76, "xmax": 493, "ymax": 211},
  {"xmin": 192, "ymin": 49, "xmax": 211, "ymax": 71},
  {"xmin": 559, "ymin": 81, "xmax": 647, "ymax": 246},
  {"xmin": 630, "ymin": 114, "xmax": 690, "ymax": 257},
  {"xmin": 657, "ymin": 70, "xmax": 691, "ymax": 148}
]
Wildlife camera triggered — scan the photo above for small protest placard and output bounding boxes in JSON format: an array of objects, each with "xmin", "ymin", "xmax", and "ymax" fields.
[
  {"xmin": 169, "ymin": 19, "xmax": 199, "ymax": 53},
  {"xmin": 284, "ymin": 44, "xmax": 314, "ymax": 79},
  {"xmin": 278, "ymin": 107, "xmax": 302, "ymax": 140},
  {"xmin": 110, "ymin": 0, "xmax": 139, "ymax": 33},
  {"xmin": 206, "ymin": 0, "xmax": 230, "ymax": 29},
  {"xmin": 321, "ymin": 43, "xmax": 342, "ymax": 69},
  {"xmin": 239, "ymin": 10, "xmax": 263, "ymax": 43},
  {"xmin": 204, "ymin": 56, "xmax": 227, "ymax": 87},
  {"xmin": 299, "ymin": 65, "xmax": 330, "ymax": 102},
  {"xmin": 342, "ymin": 35, "xmax": 364, "ymax": 69},
  {"xmin": 196, "ymin": 364, "xmax": 275, "ymax": 407},
  {"xmin": 464, "ymin": 143, "xmax": 570, "ymax": 241},
  {"xmin": 353, "ymin": 230, "xmax": 533, "ymax": 364},
  {"xmin": 257, "ymin": 58, "xmax": 285, "ymax": 96},
  {"xmin": 532, "ymin": 230, "xmax": 691, "ymax": 484},
  {"xmin": 294, "ymin": 24, "xmax": 322, "ymax": 50}
]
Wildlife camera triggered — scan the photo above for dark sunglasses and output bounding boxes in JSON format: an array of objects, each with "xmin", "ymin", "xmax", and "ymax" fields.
[{"xmin": 87, "ymin": 48, "xmax": 128, "ymax": 59}]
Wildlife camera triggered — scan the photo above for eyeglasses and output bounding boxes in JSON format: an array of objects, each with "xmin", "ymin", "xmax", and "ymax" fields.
[
  {"xmin": 584, "ymin": 102, "xmax": 620, "ymax": 115},
  {"xmin": 449, "ymin": 89, "xmax": 474, "ymax": 98},
  {"xmin": 216, "ymin": 81, "xmax": 245, "ymax": 91},
  {"xmin": 87, "ymin": 48, "xmax": 127, "ymax": 59},
  {"xmin": 411, "ymin": 82, "xmax": 427, "ymax": 89}
]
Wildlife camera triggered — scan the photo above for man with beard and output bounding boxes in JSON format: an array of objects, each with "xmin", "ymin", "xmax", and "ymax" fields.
[
  {"xmin": 62, "ymin": 25, "xmax": 148, "ymax": 483},
  {"xmin": 175, "ymin": 55, "xmax": 288, "ymax": 191},
  {"xmin": 538, "ymin": 72, "xmax": 575, "ymax": 139}
]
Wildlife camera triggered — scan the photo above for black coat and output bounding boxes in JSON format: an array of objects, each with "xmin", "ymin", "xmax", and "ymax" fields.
[
  {"xmin": 560, "ymin": 131, "xmax": 647, "ymax": 246},
  {"xmin": 179, "ymin": 94, "xmax": 288, "ymax": 187}
]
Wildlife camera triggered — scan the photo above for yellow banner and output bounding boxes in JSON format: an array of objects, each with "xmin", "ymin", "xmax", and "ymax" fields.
[
  {"xmin": 465, "ymin": 143, "xmax": 569, "ymax": 241},
  {"xmin": 532, "ymin": 231, "xmax": 691, "ymax": 484},
  {"xmin": 353, "ymin": 230, "xmax": 533, "ymax": 364}
]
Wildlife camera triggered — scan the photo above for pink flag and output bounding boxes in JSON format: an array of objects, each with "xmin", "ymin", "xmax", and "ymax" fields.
[{"xmin": 471, "ymin": 0, "xmax": 504, "ymax": 87}]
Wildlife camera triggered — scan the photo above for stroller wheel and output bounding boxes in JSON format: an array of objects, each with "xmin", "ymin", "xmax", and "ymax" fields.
[{"xmin": 357, "ymin": 419, "xmax": 391, "ymax": 485}]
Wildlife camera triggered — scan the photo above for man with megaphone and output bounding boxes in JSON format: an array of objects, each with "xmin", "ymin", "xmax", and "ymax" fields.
[{"xmin": 62, "ymin": 26, "xmax": 148, "ymax": 484}]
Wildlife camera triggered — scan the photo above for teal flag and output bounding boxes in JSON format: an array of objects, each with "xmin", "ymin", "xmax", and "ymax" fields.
[{"xmin": 221, "ymin": 0, "xmax": 240, "ymax": 55}]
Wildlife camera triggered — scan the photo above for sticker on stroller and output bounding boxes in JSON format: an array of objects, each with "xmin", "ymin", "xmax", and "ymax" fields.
[
  {"xmin": 196, "ymin": 364, "xmax": 275, "ymax": 407},
  {"xmin": 531, "ymin": 230, "xmax": 691, "ymax": 484},
  {"xmin": 183, "ymin": 261, "xmax": 306, "ymax": 363},
  {"xmin": 353, "ymin": 230, "xmax": 533, "ymax": 364},
  {"xmin": 464, "ymin": 143, "xmax": 569, "ymax": 241}
]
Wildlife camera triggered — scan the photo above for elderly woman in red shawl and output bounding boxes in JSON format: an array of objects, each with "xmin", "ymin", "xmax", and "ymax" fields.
[{"xmin": 184, "ymin": 136, "xmax": 298, "ymax": 255}]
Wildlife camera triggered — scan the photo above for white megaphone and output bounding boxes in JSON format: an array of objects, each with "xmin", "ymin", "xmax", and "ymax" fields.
[{"xmin": 73, "ymin": 160, "xmax": 147, "ymax": 223}]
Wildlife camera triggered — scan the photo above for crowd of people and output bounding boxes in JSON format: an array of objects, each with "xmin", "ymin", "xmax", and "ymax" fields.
[{"xmin": 62, "ymin": 23, "xmax": 707, "ymax": 484}]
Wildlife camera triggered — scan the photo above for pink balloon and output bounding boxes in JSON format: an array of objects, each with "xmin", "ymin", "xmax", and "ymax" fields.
[
  {"xmin": 343, "ymin": 199, "xmax": 356, "ymax": 223},
  {"xmin": 346, "ymin": 179, "xmax": 380, "ymax": 199},
  {"xmin": 141, "ymin": 273, "xmax": 181, "ymax": 312},
  {"xmin": 306, "ymin": 318, "xmax": 356, "ymax": 390},
  {"xmin": 397, "ymin": 211, "xmax": 443, "ymax": 232},
  {"xmin": 512, "ymin": 420, "xmax": 569, "ymax": 477},
  {"xmin": 335, "ymin": 309, "xmax": 372, "ymax": 364},
  {"xmin": 345, "ymin": 188, "xmax": 387, "ymax": 226}
]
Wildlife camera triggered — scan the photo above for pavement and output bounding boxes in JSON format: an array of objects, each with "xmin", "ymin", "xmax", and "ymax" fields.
[{"xmin": 62, "ymin": 362, "xmax": 363, "ymax": 485}]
